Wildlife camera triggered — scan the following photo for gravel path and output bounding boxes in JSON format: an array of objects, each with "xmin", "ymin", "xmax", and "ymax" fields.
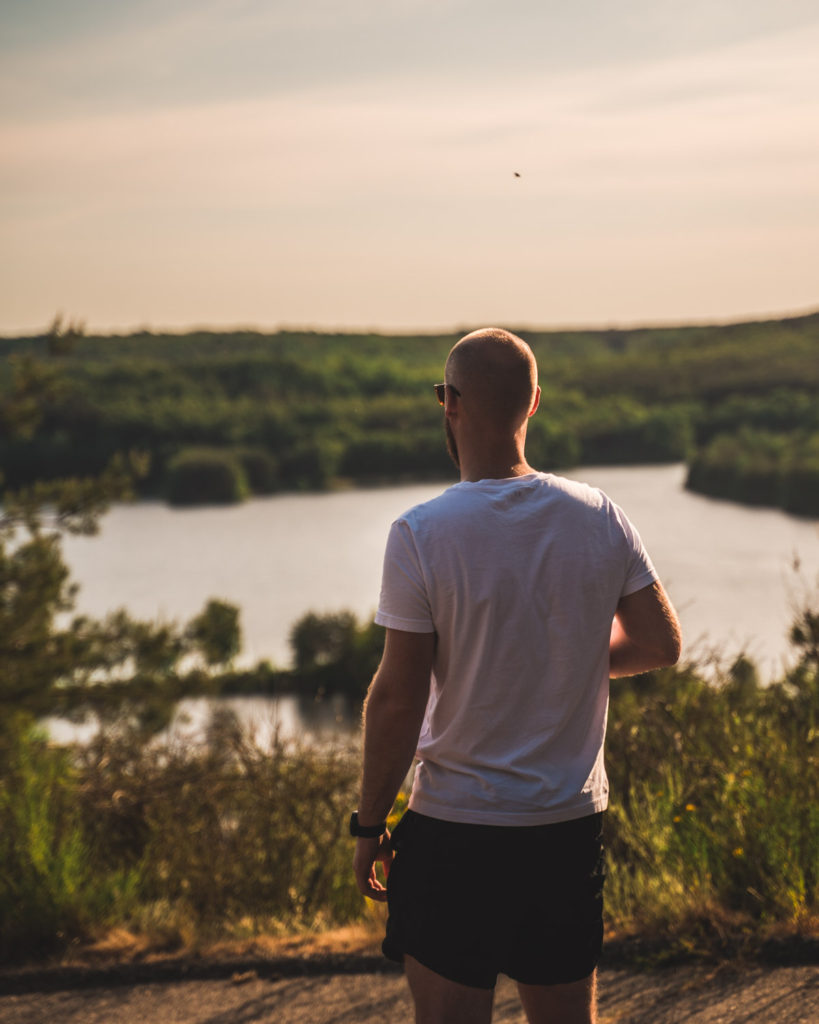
[{"xmin": 2, "ymin": 957, "xmax": 817, "ymax": 1023}]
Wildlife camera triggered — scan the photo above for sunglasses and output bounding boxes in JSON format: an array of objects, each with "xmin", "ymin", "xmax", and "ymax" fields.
[{"xmin": 433, "ymin": 383, "xmax": 461, "ymax": 405}]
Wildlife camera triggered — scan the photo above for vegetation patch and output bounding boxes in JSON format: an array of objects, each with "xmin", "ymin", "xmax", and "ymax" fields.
[
  {"xmin": 166, "ymin": 448, "xmax": 249, "ymax": 506},
  {"xmin": 2, "ymin": 627, "xmax": 817, "ymax": 966},
  {"xmin": 1, "ymin": 313, "xmax": 817, "ymax": 966},
  {"xmin": 1, "ymin": 310, "xmax": 818, "ymax": 510}
]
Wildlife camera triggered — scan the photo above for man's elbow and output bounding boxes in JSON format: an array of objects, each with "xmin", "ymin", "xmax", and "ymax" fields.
[
  {"xmin": 639, "ymin": 625, "xmax": 682, "ymax": 671},
  {"xmin": 651, "ymin": 595, "xmax": 683, "ymax": 668},
  {"xmin": 657, "ymin": 627, "xmax": 683, "ymax": 667},
  {"xmin": 364, "ymin": 668, "xmax": 429, "ymax": 722}
]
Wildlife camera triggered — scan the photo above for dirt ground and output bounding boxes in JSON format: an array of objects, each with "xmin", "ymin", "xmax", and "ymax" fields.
[{"xmin": 1, "ymin": 929, "xmax": 817, "ymax": 1024}]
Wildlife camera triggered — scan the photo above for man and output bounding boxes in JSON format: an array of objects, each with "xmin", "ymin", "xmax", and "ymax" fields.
[{"xmin": 352, "ymin": 328, "xmax": 681, "ymax": 1024}]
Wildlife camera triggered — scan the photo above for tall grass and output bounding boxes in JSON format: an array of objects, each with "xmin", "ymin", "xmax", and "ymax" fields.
[
  {"xmin": 604, "ymin": 659, "xmax": 818, "ymax": 956},
  {"xmin": 1, "ymin": 648, "xmax": 817, "ymax": 964},
  {"xmin": 0, "ymin": 715, "xmax": 362, "ymax": 962},
  {"xmin": 0, "ymin": 731, "xmax": 94, "ymax": 957}
]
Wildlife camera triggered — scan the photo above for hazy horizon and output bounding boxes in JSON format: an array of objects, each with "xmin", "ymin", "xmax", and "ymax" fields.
[
  {"xmin": 5, "ymin": 302, "xmax": 819, "ymax": 342},
  {"xmin": 2, "ymin": 1, "xmax": 818, "ymax": 336}
]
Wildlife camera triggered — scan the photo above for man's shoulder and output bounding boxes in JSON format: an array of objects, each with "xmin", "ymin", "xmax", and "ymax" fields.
[
  {"xmin": 394, "ymin": 473, "xmax": 607, "ymax": 526},
  {"xmin": 544, "ymin": 472, "xmax": 607, "ymax": 507},
  {"xmin": 393, "ymin": 483, "xmax": 466, "ymax": 527}
]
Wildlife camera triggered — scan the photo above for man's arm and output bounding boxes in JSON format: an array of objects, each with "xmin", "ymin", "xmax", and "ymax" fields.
[
  {"xmin": 610, "ymin": 580, "xmax": 681, "ymax": 678},
  {"xmin": 353, "ymin": 627, "xmax": 435, "ymax": 901}
]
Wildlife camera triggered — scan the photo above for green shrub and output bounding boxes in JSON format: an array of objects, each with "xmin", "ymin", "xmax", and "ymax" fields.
[
  {"xmin": 187, "ymin": 599, "xmax": 241, "ymax": 667},
  {"xmin": 0, "ymin": 731, "xmax": 103, "ymax": 961},
  {"xmin": 605, "ymin": 656, "xmax": 819, "ymax": 953},
  {"xmin": 165, "ymin": 448, "xmax": 249, "ymax": 505},
  {"xmin": 289, "ymin": 610, "xmax": 384, "ymax": 698},
  {"xmin": 235, "ymin": 447, "xmax": 279, "ymax": 494},
  {"xmin": 687, "ymin": 428, "xmax": 819, "ymax": 515}
]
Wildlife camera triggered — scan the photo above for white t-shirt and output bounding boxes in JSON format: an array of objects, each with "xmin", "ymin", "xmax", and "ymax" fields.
[{"xmin": 375, "ymin": 472, "xmax": 658, "ymax": 826}]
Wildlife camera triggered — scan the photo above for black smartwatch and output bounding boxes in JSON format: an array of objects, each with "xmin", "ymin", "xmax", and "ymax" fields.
[{"xmin": 349, "ymin": 811, "xmax": 387, "ymax": 838}]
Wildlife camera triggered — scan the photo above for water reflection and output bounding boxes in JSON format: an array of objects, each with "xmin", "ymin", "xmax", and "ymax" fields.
[
  {"xmin": 59, "ymin": 466, "xmax": 819, "ymax": 679},
  {"xmin": 45, "ymin": 693, "xmax": 361, "ymax": 749}
]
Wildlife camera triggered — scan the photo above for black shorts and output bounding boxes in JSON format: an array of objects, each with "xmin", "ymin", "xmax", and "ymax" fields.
[{"xmin": 383, "ymin": 809, "xmax": 605, "ymax": 990}]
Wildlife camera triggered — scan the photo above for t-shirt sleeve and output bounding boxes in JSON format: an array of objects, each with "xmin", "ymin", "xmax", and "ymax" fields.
[
  {"xmin": 374, "ymin": 518, "xmax": 436, "ymax": 633},
  {"xmin": 615, "ymin": 503, "xmax": 659, "ymax": 597}
]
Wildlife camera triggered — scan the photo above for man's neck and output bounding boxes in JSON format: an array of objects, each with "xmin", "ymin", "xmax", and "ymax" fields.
[{"xmin": 459, "ymin": 455, "xmax": 536, "ymax": 482}]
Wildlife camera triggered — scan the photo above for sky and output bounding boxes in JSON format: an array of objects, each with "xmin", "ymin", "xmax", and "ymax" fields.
[{"xmin": 1, "ymin": 0, "xmax": 818, "ymax": 335}]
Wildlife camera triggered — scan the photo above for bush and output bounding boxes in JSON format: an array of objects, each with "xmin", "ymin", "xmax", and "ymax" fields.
[
  {"xmin": 289, "ymin": 610, "xmax": 384, "ymax": 699},
  {"xmin": 687, "ymin": 428, "xmax": 819, "ymax": 515},
  {"xmin": 604, "ymin": 656, "xmax": 819, "ymax": 952},
  {"xmin": 0, "ymin": 731, "xmax": 102, "ymax": 961},
  {"xmin": 235, "ymin": 447, "xmax": 279, "ymax": 494},
  {"xmin": 187, "ymin": 599, "xmax": 241, "ymax": 667},
  {"xmin": 165, "ymin": 448, "xmax": 249, "ymax": 506}
]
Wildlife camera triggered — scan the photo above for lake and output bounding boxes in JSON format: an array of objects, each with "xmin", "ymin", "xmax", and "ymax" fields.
[{"xmin": 52, "ymin": 464, "xmax": 819, "ymax": 743}]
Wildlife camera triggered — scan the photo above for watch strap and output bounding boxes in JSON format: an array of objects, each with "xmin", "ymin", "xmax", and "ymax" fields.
[{"xmin": 349, "ymin": 811, "xmax": 387, "ymax": 838}]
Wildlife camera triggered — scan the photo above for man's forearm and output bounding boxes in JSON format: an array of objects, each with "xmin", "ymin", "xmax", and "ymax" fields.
[
  {"xmin": 356, "ymin": 628, "xmax": 434, "ymax": 827},
  {"xmin": 609, "ymin": 585, "xmax": 682, "ymax": 677},
  {"xmin": 609, "ymin": 627, "xmax": 675, "ymax": 676},
  {"xmin": 358, "ymin": 683, "xmax": 427, "ymax": 825}
]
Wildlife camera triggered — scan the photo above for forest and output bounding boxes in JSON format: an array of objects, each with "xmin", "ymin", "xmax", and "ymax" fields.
[{"xmin": 1, "ymin": 309, "xmax": 819, "ymax": 513}]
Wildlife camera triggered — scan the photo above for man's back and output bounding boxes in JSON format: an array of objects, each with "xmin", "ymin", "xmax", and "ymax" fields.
[{"xmin": 375, "ymin": 471, "xmax": 658, "ymax": 825}]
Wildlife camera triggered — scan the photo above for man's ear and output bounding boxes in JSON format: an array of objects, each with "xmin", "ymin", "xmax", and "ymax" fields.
[{"xmin": 528, "ymin": 385, "xmax": 541, "ymax": 417}]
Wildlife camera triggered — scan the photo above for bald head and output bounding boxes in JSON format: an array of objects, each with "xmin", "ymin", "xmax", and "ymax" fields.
[{"xmin": 446, "ymin": 328, "xmax": 538, "ymax": 431}]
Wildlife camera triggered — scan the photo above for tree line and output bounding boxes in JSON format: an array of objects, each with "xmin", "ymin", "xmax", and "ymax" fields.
[{"xmin": 2, "ymin": 310, "xmax": 818, "ymax": 512}]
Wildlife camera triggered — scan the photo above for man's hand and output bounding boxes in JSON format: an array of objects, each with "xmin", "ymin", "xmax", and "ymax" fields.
[{"xmin": 353, "ymin": 832, "xmax": 394, "ymax": 902}]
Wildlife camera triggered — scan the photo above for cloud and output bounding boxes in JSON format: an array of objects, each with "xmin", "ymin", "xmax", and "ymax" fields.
[
  {"xmin": 1, "ymin": 7, "xmax": 817, "ymax": 331},
  {"xmin": 3, "ymin": 20, "xmax": 816, "ymax": 210},
  {"xmin": 4, "ymin": 0, "xmax": 818, "ymax": 121}
]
